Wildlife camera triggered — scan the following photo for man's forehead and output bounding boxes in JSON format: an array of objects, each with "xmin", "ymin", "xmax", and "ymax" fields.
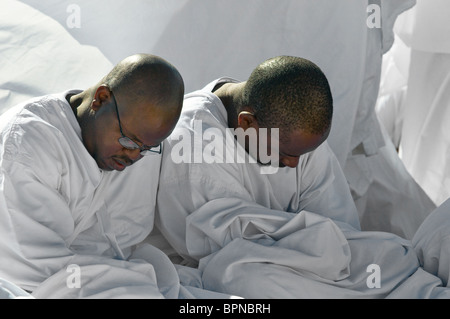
[
  {"xmin": 120, "ymin": 112, "xmax": 167, "ymax": 145},
  {"xmin": 278, "ymin": 129, "xmax": 327, "ymax": 157}
]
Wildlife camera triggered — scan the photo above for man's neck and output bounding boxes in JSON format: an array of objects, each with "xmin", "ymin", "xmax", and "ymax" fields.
[
  {"xmin": 214, "ymin": 82, "xmax": 245, "ymax": 129},
  {"xmin": 67, "ymin": 89, "xmax": 93, "ymax": 119}
]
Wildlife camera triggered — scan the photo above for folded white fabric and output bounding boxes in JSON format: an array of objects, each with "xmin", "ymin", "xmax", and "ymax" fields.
[
  {"xmin": 186, "ymin": 203, "xmax": 449, "ymax": 298},
  {"xmin": 0, "ymin": 278, "xmax": 34, "ymax": 299}
]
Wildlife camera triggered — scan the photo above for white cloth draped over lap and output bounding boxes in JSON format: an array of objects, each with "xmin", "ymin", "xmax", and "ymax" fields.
[
  {"xmin": 31, "ymin": 243, "xmax": 232, "ymax": 299},
  {"xmin": 187, "ymin": 200, "xmax": 351, "ymax": 277},
  {"xmin": 188, "ymin": 202, "xmax": 352, "ymax": 281},
  {"xmin": 413, "ymin": 199, "xmax": 450, "ymax": 287},
  {"xmin": 31, "ymin": 246, "xmax": 173, "ymax": 299},
  {"xmin": 0, "ymin": 278, "xmax": 33, "ymax": 299},
  {"xmin": 187, "ymin": 199, "xmax": 450, "ymax": 298}
]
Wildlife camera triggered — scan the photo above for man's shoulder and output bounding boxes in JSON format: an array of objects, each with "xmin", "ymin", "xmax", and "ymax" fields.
[
  {"xmin": 184, "ymin": 77, "xmax": 240, "ymax": 103},
  {"xmin": 179, "ymin": 90, "xmax": 228, "ymax": 132},
  {"xmin": 298, "ymin": 141, "xmax": 338, "ymax": 168},
  {"xmin": 0, "ymin": 90, "xmax": 80, "ymax": 161},
  {"xmin": 2, "ymin": 90, "xmax": 77, "ymax": 121}
]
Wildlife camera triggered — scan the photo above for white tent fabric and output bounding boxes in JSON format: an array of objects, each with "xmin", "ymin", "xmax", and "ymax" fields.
[
  {"xmin": 0, "ymin": 0, "xmax": 114, "ymax": 114},
  {"xmin": 31, "ymin": 244, "xmax": 237, "ymax": 299},
  {"xmin": 376, "ymin": 0, "xmax": 450, "ymax": 206},
  {"xmin": 400, "ymin": 51, "xmax": 450, "ymax": 206}
]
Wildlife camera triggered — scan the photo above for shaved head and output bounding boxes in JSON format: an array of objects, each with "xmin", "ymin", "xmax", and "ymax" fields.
[
  {"xmin": 100, "ymin": 53, "xmax": 185, "ymax": 144},
  {"xmin": 102, "ymin": 53, "xmax": 184, "ymax": 113},
  {"xmin": 72, "ymin": 53, "xmax": 185, "ymax": 170},
  {"xmin": 241, "ymin": 56, "xmax": 333, "ymax": 140}
]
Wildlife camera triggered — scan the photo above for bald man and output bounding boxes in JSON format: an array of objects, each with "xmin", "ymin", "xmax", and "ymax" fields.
[
  {"xmin": 70, "ymin": 54, "xmax": 184, "ymax": 171},
  {"xmin": 0, "ymin": 54, "xmax": 186, "ymax": 297},
  {"xmin": 156, "ymin": 56, "xmax": 360, "ymax": 265}
]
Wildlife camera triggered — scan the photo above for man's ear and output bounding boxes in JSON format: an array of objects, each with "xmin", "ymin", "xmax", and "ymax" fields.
[
  {"xmin": 91, "ymin": 85, "xmax": 111, "ymax": 111},
  {"xmin": 237, "ymin": 111, "xmax": 258, "ymax": 130}
]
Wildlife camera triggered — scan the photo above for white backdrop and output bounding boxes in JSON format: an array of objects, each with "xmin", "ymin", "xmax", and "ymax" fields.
[{"xmin": 377, "ymin": 0, "xmax": 450, "ymax": 206}]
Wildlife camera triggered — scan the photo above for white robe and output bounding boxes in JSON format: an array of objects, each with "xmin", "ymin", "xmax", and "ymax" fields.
[
  {"xmin": 0, "ymin": 278, "xmax": 33, "ymax": 299},
  {"xmin": 0, "ymin": 91, "xmax": 227, "ymax": 299},
  {"xmin": 156, "ymin": 79, "xmax": 450, "ymax": 298},
  {"xmin": 413, "ymin": 198, "xmax": 450, "ymax": 287}
]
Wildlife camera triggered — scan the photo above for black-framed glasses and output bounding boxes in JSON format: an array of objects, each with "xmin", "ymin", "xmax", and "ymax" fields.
[{"xmin": 111, "ymin": 91, "xmax": 162, "ymax": 156}]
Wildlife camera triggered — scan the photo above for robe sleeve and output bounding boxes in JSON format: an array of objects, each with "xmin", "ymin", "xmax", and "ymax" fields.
[
  {"xmin": 0, "ymin": 135, "xmax": 76, "ymax": 291},
  {"xmin": 298, "ymin": 142, "xmax": 361, "ymax": 230}
]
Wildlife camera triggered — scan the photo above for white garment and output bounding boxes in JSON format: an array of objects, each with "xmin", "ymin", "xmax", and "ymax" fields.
[
  {"xmin": 156, "ymin": 78, "xmax": 361, "ymax": 265},
  {"xmin": 195, "ymin": 205, "xmax": 450, "ymax": 298},
  {"xmin": 0, "ymin": 92, "xmax": 188, "ymax": 298},
  {"xmin": 0, "ymin": 278, "xmax": 34, "ymax": 299},
  {"xmin": 155, "ymin": 80, "xmax": 450, "ymax": 298},
  {"xmin": 413, "ymin": 198, "xmax": 450, "ymax": 287},
  {"xmin": 31, "ymin": 243, "xmax": 237, "ymax": 299}
]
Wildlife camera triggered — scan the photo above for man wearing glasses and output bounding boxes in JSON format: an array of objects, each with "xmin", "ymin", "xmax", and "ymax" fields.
[{"xmin": 0, "ymin": 54, "xmax": 187, "ymax": 298}]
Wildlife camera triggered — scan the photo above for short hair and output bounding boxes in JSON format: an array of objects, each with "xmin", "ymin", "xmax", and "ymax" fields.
[{"xmin": 241, "ymin": 56, "xmax": 333, "ymax": 138}]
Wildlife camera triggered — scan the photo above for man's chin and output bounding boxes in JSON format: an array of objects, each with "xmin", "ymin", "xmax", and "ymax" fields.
[
  {"xmin": 257, "ymin": 160, "xmax": 285, "ymax": 168},
  {"xmin": 96, "ymin": 159, "xmax": 113, "ymax": 171}
]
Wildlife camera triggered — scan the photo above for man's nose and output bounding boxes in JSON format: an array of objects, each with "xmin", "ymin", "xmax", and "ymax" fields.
[{"xmin": 124, "ymin": 148, "xmax": 143, "ymax": 164}]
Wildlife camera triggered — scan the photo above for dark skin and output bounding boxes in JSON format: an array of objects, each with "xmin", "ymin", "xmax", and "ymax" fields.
[
  {"xmin": 214, "ymin": 82, "xmax": 330, "ymax": 168},
  {"xmin": 67, "ymin": 55, "xmax": 183, "ymax": 171}
]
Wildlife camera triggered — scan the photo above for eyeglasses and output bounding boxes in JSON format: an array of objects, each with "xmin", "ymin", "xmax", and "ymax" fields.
[{"xmin": 111, "ymin": 91, "xmax": 162, "ymax": 156}]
